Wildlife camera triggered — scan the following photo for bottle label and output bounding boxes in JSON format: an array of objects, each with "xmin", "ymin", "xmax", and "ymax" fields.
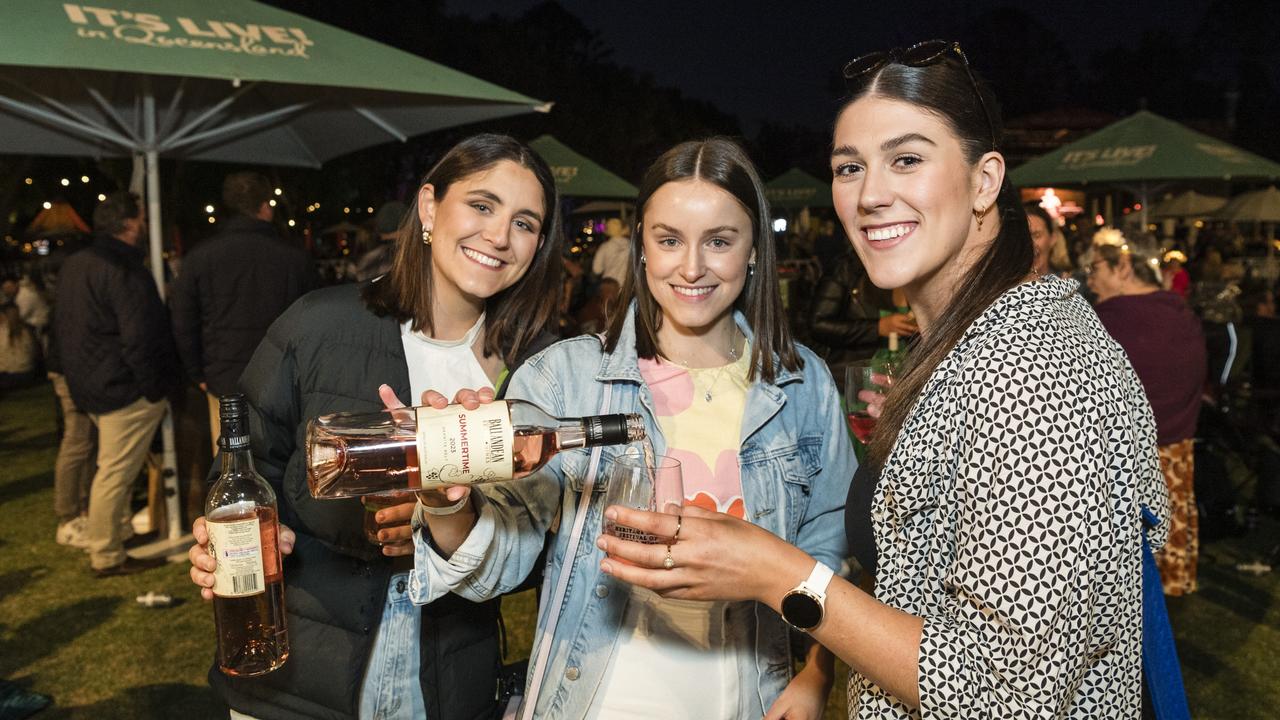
[
  {"xmin": 208, "ymin": 516, "xmax": 267, "ymax": 598},
  {"xmin": 415, "ymin": 401, "xmax": 514, "ymax": 486}
]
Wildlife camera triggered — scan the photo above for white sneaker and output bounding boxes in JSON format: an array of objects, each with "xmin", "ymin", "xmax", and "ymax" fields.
[{"xmin": 56, "ymin": 517, "xmax": 90, "ymax": 548}]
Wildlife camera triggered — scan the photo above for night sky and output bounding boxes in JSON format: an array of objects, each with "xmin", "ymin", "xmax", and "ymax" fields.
[{"xmin": 445, "ymin": 0, "xmax": 1212, "ymax": 131}]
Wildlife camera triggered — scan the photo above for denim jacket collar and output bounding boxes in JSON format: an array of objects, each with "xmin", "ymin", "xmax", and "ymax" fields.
[{"xmin": 596, "ymin": 303, "xmax": 804, "ymax": 387}]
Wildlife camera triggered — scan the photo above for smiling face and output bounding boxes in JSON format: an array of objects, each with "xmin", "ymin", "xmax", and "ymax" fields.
[
  {"xmin": 418, "ymin": 159, "xmax": 545, "ymax": 308},
  {"xmin": 830, "ymin": 96, "xmax": 996, "ymax": 312},
  {"xmin": 641, "ymin": 179, "xmax": 755, "ymax": 348}
]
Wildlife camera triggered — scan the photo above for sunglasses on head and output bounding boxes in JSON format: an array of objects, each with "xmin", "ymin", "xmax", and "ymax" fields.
[{"xmin": 842, "ymin": 39, "xmax": 997, "ymax": 152}]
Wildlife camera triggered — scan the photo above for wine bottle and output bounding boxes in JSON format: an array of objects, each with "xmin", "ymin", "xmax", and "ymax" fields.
[
  {"xmin": 205, "ymin": 394, "xmax": 289, "ymax": 677},
  {"xmin": 306, "ymin": 399, "xmax": 646, "ymax": 499}
]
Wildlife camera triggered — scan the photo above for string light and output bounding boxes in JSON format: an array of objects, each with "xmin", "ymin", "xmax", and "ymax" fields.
[
  {"xmin": 205, "ymin": 205, "xmax": 215, "ymax": 213},
  {"xmin": 80, "ymin": 175, "xmax": 90, "ymax": 183},
  {"xmin": 274, "ymin": 188, "xmax": 283, "ymax": 196},
  {"xmin": 97, "ymin": 193, "xmax": 106, "ymax": 202},
  {"xmin": 60, "ymin": 178, "xmax": 70, "ymax": 187},
  {"xmin": 42, "ymin": 201, "xmax": 52, "ymax": 209},
  {"xmin": 269, "ymin": 199, "xmax": 277, "ymax": 207},
  {"xmin": 287, "ymin": 219, "xmax": 296, "ymax": 227},
  {"xmin": 24, "ymin": 177, "xmax": 33, "ymax": 185},
  {"xmin": 208, "ymin": 216, "xmax": 216, "ymax": 224}
]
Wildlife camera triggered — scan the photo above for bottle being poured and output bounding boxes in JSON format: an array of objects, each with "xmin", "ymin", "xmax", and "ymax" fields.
[{"xmin": 306, "ymin": 399, "xmax": 646, "ymax": 499}]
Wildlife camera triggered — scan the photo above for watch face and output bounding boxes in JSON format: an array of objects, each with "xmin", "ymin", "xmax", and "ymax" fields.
[{"xmin": 781, "ymin": 591, "xmax": 822, "ymax": 630}]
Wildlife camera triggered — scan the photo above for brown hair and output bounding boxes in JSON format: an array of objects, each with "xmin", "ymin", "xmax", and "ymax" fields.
[
  {"xmin": 92, "ymin": 192, "xmax": 141, "ymax": 238},
  {"xmin": 222, "ymin": 171, "xmax": 274, "ymax": 218},
  {"xmin": 848, "ymin": 52, "xmax": 1035, "ymax": 466},
  {"xmin": 604, "ymin": 137, "xmax": 801, "ymax": 383},
  {"xmin": 362, "ymin": 134, "xmax": 563, "ymax": 366},
  {"xmin": 1088, "ymin": 231, "xmax": 1162, "ymax": 288}
]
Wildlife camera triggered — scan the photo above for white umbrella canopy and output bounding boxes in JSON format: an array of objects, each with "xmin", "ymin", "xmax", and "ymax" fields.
[
  {"xmin": 1215, "ymin": 186, "xmax": 1280, "ymax": 223},
  {"xmin": 1150, "ymin": 190, "xmax": 1227, "ymax": 219}
]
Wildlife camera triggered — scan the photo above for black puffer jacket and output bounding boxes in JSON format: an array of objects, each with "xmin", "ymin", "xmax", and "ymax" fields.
[
  {"xmin": 210, "ymin": 282, "xmax": 554, "ymax": 720},
  {"xmin": 170, "ymin": 216, "xmax": 318, "ymax": 396},
  {"xmin": 52, "ymin": 235, "xmax": 179, "ymax": 413}
]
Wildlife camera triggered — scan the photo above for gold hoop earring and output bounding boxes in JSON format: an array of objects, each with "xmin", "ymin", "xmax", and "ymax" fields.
[
  {"xmin": 422, "ymin": 228, "xmax": 432, "ymax": 245},
  {"xmin": 974, "ymin": 205, "xmax": 988, "ymax": 231}
]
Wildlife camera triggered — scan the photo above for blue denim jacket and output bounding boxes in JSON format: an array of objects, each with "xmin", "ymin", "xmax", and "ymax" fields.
[{"xmin": 410, "ymin": 309, "xmax": 855, "ymax": 719}]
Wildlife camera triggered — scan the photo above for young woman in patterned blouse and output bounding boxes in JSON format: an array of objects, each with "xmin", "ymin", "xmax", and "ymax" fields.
[{"xmin": 600, "ymin": 41, "xmax": 1170, "ymax": 718}]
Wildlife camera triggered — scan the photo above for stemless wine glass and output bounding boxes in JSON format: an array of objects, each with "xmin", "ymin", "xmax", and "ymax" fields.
[
  {"xmin": 601, "ymin": 453, "xmax": 683, "ymax": 546},
  {"xmin": 845, "ymin": 362, "xmax": 880, "ymax": 444},
  {"xmin": 361, "ymin": 490, "xmax": 416, "ymax": 545}
]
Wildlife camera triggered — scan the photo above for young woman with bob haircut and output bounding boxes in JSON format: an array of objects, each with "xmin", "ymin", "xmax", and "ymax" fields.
[
  {"xmin": 598, "ymin": 42, "xmax": 1170, "ymax": 718},
  {"xmin": 186, "ymin": 133, "xmax": 564, "ymax": 720},
  {"xmin": 407, "ymin": 137, "xmax": 854, "ymax": 719}
]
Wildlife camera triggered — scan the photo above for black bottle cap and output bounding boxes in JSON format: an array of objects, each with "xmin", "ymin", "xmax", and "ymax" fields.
[
  {"xmin": 218, "ymin": 393, "xmax": 250, "ymax": 450},
  {"xmin": 585, "ymin": 414, "xmax": 640, "ymax": 445}
]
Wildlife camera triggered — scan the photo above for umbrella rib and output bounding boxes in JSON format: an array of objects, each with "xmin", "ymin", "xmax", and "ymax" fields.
[
  {"xmin": 352, "ymin": 106, "xmax": 407, "ymax": 142},
  {"xmin": 0, "ymin": 73, "xmax": 135, "ymax": 150},
  {"xmin": 160, "ymin": 81, "xmax": 258, "ymax": 150},
  {"xmin": 82, "ymin": 83, "xmax": 141, "ymax": 145},
  {"xmin": 0, "ymin": 90, "xmax": 134, "ymax": 151},
  {"xmin": 157, "ymin": 78, "xmax": 188, "ymax": 139},
  {"xmin": 164, "ymin": 102, "xmax": 313, "ymax": 155}
]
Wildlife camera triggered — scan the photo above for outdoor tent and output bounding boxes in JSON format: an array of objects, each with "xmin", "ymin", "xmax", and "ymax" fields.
[
  {"xmin": 765, "ymin": 167, "xmax": 832, "ymax": 209},
  {"xmin": 1010, "ymin": 111, "xmax": 1280, "ymax": 225},
  {"xmin": 527, "ymin": 135, "xmax": 636, "ymax": 199},
  {"xmin": 1150, "ymin": 190, "xmax": 1227, "ymax": 219},
  {"xmin": 0, "ymin": 0, "xmax": 547, "ymax": 543}
]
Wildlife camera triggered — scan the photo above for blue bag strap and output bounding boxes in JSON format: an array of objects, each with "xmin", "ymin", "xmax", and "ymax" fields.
[{"xmin": 1141, "ymin": 505, "xmax": 1191, "ymax": 720}]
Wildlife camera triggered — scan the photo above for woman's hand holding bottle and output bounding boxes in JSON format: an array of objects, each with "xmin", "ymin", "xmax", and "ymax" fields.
[
  {"xmin": 376, "ymin": 383, "xmax": 489, "ymax": 510},
  {"xmin": 188, "ymin": 516, "xmax": 297, "ymax": 601}
]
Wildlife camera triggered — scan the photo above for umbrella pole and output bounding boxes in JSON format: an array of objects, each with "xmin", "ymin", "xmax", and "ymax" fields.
[{"xmin": 143, "ymin": 83, "xmax": 183, "ymax": 544}]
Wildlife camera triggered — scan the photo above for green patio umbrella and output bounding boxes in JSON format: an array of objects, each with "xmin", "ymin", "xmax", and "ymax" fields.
[
  {"xmin": 1010, "ymin": 111, "xmax": 1280, "ymax": 226},
  {"xmin": 0, "ymin": 0, "xmax": 548, "ymax": 543},
  {"xmin": 765, "ymin": 168, "xmax": 832, "ymax": 209},
  {"xmin": 1010, "ymin": 111, "xmax": 1280, "ymax": 186},
  {"xmin": 528, "ymin": 135, "xmax": 636, "ymax": 199}
]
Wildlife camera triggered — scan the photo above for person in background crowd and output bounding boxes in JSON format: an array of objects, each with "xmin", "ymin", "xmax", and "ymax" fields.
[
  {"xmin": 1163, "ymin": 249, "xmax": 1191, "ymax": 299},
  {"xmin": 170, "ymin": 171, "xmax": 319, "ymax": 455},
  {"xmin": 592, "ymin": 216, "xmax": 632, "ymax": 287},
  {"xmin": 1025, "ymin": 202, "xmax": 1056, "ymax": 276},
  {"xmin": 600, "ymin": 41, "xmax": 1168, "ymax": 718},
  {"xmin": 45, "ymin": 304, "xmax": 97, "ymax": 549},
  {"xmin": 1087, "ymin": 230, "xmax": 1205, "ymax": 595},
  {"xmin": 809, "ymin": 247, "xmax": 917, "ymax": 391},
  {"xmin": 0, "ymin": 300, "xmax": 38, "ymax": 392},
  {"xmin": 357, "ymin": 200, "xmax": 409, "ymax": 281},
  {"xmin": 186, "ymin": 134, "xmax": 564, "ymax": 720},
  {"xmin": 407, "ymin": 138, "xmax": 853, "ymax": 720},
  {"xmin": 53, "ymin": 191, "xmax": 179, "ymax": 577}
]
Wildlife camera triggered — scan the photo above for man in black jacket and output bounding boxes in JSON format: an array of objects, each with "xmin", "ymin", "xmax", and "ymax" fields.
[
  {"xmin": 170, "ymin": 171, "xmax": 318, "ymax": 454},
  {"xmin": 54, "ymin": 192, "xmax": 179, "ymax": 577}
]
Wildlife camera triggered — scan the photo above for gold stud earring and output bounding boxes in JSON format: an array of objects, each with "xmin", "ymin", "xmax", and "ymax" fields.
[{"xmin": 422, "ymin": 228, "xmax": 432, "ymax": 245}]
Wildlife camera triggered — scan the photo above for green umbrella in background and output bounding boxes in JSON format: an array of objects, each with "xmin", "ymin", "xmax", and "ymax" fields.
[
  {"xmin": 527, "ymin": 135, "xmax": 636, "ymax": 199},
  {"xmin": 765, "ymin": 168, "xmax": 832, "ymax": 209},
  {"xmin": 1010, "ymin": 111, "xmax": 1280, "ymax": 226},
  {"xmin": 0, "ymin": 0, "xmax": 548, "ymax": 544}
]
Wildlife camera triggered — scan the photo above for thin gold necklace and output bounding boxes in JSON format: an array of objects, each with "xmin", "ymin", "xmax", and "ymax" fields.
[{"xmin": 670, "ymin": 327, "xmax": 742, "ymax": 403}]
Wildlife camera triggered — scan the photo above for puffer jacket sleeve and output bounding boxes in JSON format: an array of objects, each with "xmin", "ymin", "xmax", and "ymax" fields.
[{"xmin": 408, "ymin": 351, "xmax": 568, "ymax": 605}]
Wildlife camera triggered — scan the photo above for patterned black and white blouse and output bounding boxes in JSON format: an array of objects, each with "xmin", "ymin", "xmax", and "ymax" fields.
[{"xmin": 848, "ymin": 275, "xmax": 1170, "ymax": 718}]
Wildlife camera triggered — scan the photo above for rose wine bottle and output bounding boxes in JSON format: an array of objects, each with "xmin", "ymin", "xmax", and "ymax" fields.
[
  {"xmin": 205, "ymin": 394, "xmax": 288, "ymax": 677},
  {"xmin": 306, "ymin": 399, "xmax": 646, "ymax": 499}
]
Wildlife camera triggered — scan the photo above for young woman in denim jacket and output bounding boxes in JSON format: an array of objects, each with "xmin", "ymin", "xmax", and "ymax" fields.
[{"xmin": 407, "ymin": 138, "xmax": 856, "ymax": 719}]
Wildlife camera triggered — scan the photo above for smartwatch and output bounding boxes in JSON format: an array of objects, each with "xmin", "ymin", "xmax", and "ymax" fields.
[{"xmin": 781, "ymin": 561, "xmax": 834, "ymax": 632}]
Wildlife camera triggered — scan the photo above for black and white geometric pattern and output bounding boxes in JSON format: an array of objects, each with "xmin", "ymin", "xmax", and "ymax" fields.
[{"xmin": 848, "ymin": 275, "xmax": 1170, "ymax": 718}]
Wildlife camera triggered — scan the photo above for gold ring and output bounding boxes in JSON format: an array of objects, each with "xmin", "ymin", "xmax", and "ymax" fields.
[
  {"xmin": 672, "ymin": 515, "xmax": 682, "ymax": 542},
  {"xmin": 663, "ymin": 546, "xmax": 675, "ymax": 570}
]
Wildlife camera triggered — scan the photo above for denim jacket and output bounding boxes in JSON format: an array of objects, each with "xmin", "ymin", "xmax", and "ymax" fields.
[{"xmin": 410, "ymin": 308, "xmax": 855, "ymax": 719}]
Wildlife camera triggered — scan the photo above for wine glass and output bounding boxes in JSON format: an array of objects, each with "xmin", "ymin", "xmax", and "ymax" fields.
[
  {"xmin": 601, "ymin": 453, "xmax": 683, "ymax": 547},
  {"xmin": 845, "ymin": 363, "xmax": 881, "ymax": 444}
]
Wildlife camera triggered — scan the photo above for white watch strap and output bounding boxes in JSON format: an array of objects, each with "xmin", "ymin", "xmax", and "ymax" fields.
[{"xmin": 803, "ymin": 561, "xmax": 835, "ymax": 598}]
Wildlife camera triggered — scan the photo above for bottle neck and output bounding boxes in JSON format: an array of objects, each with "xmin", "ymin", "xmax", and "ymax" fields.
[
  {"xmin": 219, "ymin": 431, "xmax": 255, "ymax": 473},
  {"xmin": 558, "ymin": 413, "xmax": 642, "ymax": 450}
]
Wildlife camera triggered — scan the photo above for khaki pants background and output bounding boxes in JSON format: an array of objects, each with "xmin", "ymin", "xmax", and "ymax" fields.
[
  {"xmin": 49, "ymin": 373, "xmax": 96, "ymax": 523},
  {"xmin": 86, "ymin": 396, "xmax": 168, "ymax": 569}
]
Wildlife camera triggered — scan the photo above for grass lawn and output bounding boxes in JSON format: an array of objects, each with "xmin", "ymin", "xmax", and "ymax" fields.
[{"xmin": 2, "ymin": 379, "xmax": 1277, "ymax": 718}]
